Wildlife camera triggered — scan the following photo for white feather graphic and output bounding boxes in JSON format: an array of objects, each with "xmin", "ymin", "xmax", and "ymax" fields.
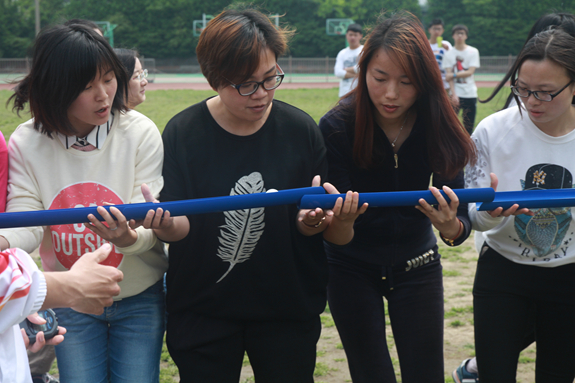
[{"xmin": 216, "ymin": 172, "xmax": 265, "ymax": 283}]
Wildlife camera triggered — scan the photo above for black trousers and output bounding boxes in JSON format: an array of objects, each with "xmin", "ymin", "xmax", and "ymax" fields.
[
  {"xmin": 473, "ymin": 243, "xmax": 575, "ymax": 382},
  {"xmin": 327, "ymin": 248, "xmax": 444, "ymax": 383},
  {"xmin": 167, "ymin": 312, "xmax": 321, "ymax": 383},
  {"xmin": 455, "ymin": 97, "xmax": 477, "ymax": 135}
]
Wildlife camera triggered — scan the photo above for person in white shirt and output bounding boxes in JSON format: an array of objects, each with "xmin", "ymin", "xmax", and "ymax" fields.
[
  {"xmin": 334, "ymin": 23, "xmax": 363, "ymax": 97},
  {"xmin": 428, "ymin": 18, "xmax": 452, "ymax": 91},
  {"xmin": 443, "ymin": 24, "xmax": 480, "ymax": 134},
  {"xmin": 0, "ymin": 244, "xmax": 122, "ymax": 383},
  {"xmin": 464, "ymin": 28, "xmax": 575, "ymax": 382},
  {"xmin": 452, "ymin": 13, "xmax": 575, "ymax": 383}
]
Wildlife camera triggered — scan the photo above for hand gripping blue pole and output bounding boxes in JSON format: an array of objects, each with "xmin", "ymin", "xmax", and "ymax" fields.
[
  {"xmin": 0, "ymin": 187, "xmax": 326, "ymax": 229},
  {"xmin": 298, "ymin": 188, "xmax": 495, "ymax": 209},
  {"xmin": 477, "ymin": 189, "xmax": 575, "ymax": 211}
]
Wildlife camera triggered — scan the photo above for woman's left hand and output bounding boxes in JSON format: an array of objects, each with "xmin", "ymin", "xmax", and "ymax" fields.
[
  {"xmin": 415, "ymin": 186, "xmax": 461, "ymax": 238},
  {"xmin": 85, "ymin": 205, "xmax": 138, "ymax": 248}
]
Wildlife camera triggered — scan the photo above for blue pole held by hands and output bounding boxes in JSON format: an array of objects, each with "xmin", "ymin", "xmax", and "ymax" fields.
[
  {"xmin": 4, "ymin": 186, "xmax": 573, "ymax": 230},
  {"xmin": 298, "ymin": 188, "xmax": 496, "ymax": 209},
  {"xmin": 0, "ymin": 187, "xmax": 326, "ymax": 229}
]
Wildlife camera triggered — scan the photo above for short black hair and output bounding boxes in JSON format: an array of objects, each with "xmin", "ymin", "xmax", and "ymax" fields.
[
  {"xmin": 115, "ymin": 48, "xmax": 139, "ymax": 78},
  {"xmin": 452, "ymin": 24, "xmax": 469, "ymax": 36},
  {"xmin": 347, "ymin": 23, "xmax": 362, "ymax": 34},
  {"xmin": 63, "ymin": 18, "xmax": 102, "ymax": 34},
  {"xmin": 9, "ymin": 24, "xmax": 128, "ymax": 137},
  {"xmin": 429, "ymin": 18, "xmax": 444, "ymax": 28}
]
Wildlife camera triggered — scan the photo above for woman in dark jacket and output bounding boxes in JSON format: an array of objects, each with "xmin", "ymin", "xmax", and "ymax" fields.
[{"xmin": 318, "ymin": 12, "xmax": 476, "ymax": 383}]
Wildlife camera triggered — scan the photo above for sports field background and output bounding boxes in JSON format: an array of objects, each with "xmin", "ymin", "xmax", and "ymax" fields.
[{"xmin": 0, "ymin": 86, "xmax": 533, "ymax": 383}]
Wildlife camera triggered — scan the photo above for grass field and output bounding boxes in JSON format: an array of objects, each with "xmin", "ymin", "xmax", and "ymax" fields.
[
  {"xmin": 0, "ymin": 87, "xmax": 536, "ymax": 383},
  {"xmin": 0, "ymin": 86, "xmax": 511, "ymax": 137}
]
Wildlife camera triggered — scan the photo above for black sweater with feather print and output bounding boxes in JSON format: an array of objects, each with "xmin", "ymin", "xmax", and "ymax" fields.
[{"xmin": 160, "ymin": 99, "xmax": 329, "ymax": 330}]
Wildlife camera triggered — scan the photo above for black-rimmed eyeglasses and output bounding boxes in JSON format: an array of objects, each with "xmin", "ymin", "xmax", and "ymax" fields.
[
  {"xmin": 226, "ymin": 65, "xmax": 285, "ymax": 96},
  {"xmin": 511, "ymin": 81, "xmax": 573, "ymax": 102}
]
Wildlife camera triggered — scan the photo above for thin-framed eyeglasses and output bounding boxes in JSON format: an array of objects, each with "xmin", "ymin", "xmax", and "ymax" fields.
[
  {"xmin": 511, "ymin": 81, "xmax": 573, "ymax": 102},
  {"xmin": 135, "ymin": 69, "xmax": 148, "ymax": 82},
  {"xmin": 226, "ymin": 64, "xmax": 285, "ymax": 96}
]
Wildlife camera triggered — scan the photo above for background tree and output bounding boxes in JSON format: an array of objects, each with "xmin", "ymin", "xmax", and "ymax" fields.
[
  {"xmin": 427, "ymin": 0, "xmax": 575, "ymax": 56},
  {"xmin": 1, "ymin": 0, "xmax": 575, "ymax": 59}
]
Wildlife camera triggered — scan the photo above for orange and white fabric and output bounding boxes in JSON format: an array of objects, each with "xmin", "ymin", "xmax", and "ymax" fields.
[{"xmin": 0, "ymin": 248, "xmax": 45, "ymax": 383}]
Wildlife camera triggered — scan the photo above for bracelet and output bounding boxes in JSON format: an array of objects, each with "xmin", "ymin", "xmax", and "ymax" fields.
[
  {"xmin": 302, "ymin": 216, "xmax": 326, "ymax": 228},
  {"xmin": 440, "ymin": 219, "xmax": 463, "ymax": 246},
  {"xmin": 453, "ymin": 72, "xmax": 457, "ymax": 78}
]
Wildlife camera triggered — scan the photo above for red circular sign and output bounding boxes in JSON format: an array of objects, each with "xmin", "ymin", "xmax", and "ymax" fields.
[{"xmin": 48, "ymin": 182, "xmax": 124, "ymax": 268}]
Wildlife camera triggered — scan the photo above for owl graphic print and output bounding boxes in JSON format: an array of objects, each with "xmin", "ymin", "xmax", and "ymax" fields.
[{"xmin": 513, "ymin": 164, "xmax": 573, "ymax": 261}]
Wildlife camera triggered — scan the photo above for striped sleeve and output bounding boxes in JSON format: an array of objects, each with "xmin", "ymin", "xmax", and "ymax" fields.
[{"xmin": 0, "ymin": 248, "xmax": 46, "ymax": 334}]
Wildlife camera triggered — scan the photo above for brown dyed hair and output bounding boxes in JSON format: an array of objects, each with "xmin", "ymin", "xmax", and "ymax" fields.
[
  {"xmin": 196, "ymin": 6, "xmax": 294, "ymax": 90},
  {"xmin": 341, "ymin": 12, "xmax": 476, "ymax": 179}
]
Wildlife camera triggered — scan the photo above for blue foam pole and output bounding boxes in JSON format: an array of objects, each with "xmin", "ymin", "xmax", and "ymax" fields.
[
  {"xmin": 477, "ymin": 189, "xmax": 575, "ymax": 211},
  {"xmin": 298, "ymin": 188, "xmax": 495, "ymax": 209},
  {"xmin": 0, "ymin": 187, "xmax": 326, "ymax": 229}
]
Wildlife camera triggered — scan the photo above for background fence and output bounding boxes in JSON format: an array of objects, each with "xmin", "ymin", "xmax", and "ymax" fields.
[{"xmin": 0, "ymin": 56, "xmax": 515, "ymax": 84}]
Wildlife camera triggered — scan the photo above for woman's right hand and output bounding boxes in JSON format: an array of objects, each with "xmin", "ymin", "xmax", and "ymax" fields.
[
  {"xmin": 486, "ymin": 173, "xmax": 533, "ymax": 218},
  {"xmin": 321, "ymin": 183, "xmax": 368, "ymax": 246},
  {"xmin": 323, "ymin": 183, "xmax": 368, "ymax": 223}
]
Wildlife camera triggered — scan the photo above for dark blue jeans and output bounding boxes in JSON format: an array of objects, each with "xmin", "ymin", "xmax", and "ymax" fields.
[
  {"xmin": 456, "ymin": 97, "xmax": 477, "ymax": 135},
  {"xmin": 474, "ymin": 244, "xmax": 575, "ymax": 382},
  {"xmin": 54, "ymin": 280, "xmax": 165, "ymax": 383},
  {"xmin": 327, "ymin": 248, "xmax": 444, "ymax": 383}
]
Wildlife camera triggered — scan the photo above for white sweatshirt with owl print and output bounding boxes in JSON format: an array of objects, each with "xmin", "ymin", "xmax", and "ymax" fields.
[{"xmin": 465, "ymin": 105, "xmax": 575, "ymax": 267}]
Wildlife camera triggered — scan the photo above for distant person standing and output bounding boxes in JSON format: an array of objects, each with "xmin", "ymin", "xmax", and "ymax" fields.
[
  {"xmin": 428, "ymin": 18, "xmax": 452, "ymax": 91},
  {"xmin": 443, "ymin": 24, "xmax": 480, "ymax": 134},
  {"xmin": 334, "ymin": 23, "xmax": 363, "ymax": 97}
]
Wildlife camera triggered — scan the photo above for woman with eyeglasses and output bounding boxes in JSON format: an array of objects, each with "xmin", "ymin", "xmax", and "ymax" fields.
[
  {"xmin": 464, "ymin": 28, "xmax": 575, "ymax": 382},
  {"xmin": 137, "ymin": 6, "xmax": 366, "ymax": 382},
  {"xmin": 479, "ymin": 13, "xmax": 575, "ymax": 111},
  {"xmin": 452, "ymin": 13, "xmax": 575, "ymax": 383},
  {"xmin": 115, "ymin": 48, "xmax": 148, "ymax": 109}
]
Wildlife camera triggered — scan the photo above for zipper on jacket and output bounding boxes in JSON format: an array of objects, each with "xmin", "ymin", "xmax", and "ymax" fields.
[{"xmin": 391, "ymin": 150, "xmax": 401, "ymax": 265}]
